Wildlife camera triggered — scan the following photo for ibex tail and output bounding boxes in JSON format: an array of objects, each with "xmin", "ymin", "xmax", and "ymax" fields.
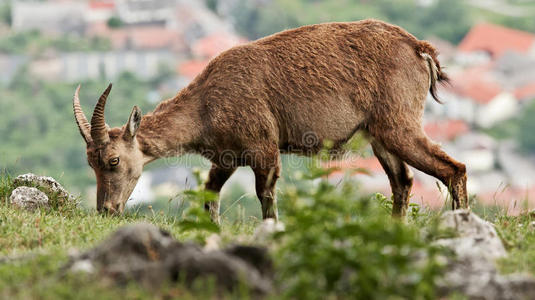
[{"xmin": 415, "ymin": 40, "xmax": 449, "ymax": 104}]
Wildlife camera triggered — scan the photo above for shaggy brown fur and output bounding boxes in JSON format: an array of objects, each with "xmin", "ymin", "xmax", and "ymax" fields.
[{"xmin": 74, "ymin": 19, "xmax": 467, "ymax": 220}]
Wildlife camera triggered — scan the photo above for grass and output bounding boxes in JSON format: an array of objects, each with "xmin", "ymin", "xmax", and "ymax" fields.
[
  {"xmin": 1, "ymin": 169, "xmax": 535, "ymax": 299},
  {"xmin": 0, "ymin": 172, "xmax": 259, "ymax": 299},
  {"xmin": 495, "ymin": 212, "xmax": 535, "ymax": 275}
]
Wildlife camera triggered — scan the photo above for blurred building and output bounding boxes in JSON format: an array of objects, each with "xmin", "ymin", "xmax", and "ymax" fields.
[
  {"xmin": 30, "ymin": 50, "xmax": 174, "ymax": 81},
  {"xmin": 12, "ymin": 1, "xmax": 87, "ymax": 35}
]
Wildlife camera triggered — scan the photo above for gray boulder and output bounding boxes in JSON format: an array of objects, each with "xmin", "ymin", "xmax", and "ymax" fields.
[
  {"xmin": 437, "ymin": 210, "xmax": 535, "ymax": 300},
  {"xmin": 13, "ymin": 173, "xmax": 74, "ymax": 204},
  {"xmin": 10, "ymin": 186, "xmax": 49, "ymax": 210},
  {"xmin": 63, "ymin": 223, "xmax": 273, "ymax": 296},
  {"xmin": 253, "ymin": 218, "xmax": 285, "ymax": 245},
  {"xmin": 436, "ymin": 209, "xmax": 506, "ymax": 261}
]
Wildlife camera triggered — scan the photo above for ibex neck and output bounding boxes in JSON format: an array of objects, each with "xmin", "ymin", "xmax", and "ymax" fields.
[{"xmin": 136, "ymin": 89, "xmax": 201, "ymax": 163}]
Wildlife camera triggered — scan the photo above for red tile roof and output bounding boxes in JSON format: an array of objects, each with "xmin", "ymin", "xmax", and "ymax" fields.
[
  {"xmin": 193, "ymin": 32, "xmax": 246, "ymax": 59},
  {"xmin": 322, "ymin": 156, "xmax": 383, "ymax": 173},
  {"xmin": 458, "ymin": 23, "xmax": 535, "ymax": 59},
  {"xmin": 178, "ymin": 59, "xmax": 209, "ymax": 80},
  {"xmin": 410, "ymin": 181, "xmax": 445, "ymax": 209},
  {"xmin": 424, "ymin": 120, "xmax": 470, "ymax": 142},
  {"xmin": 449, "ymin": 66, "xmax": 502, "ymax": 104},
  {"xmin": 89, "ymin": 0, "xmax": 115, "ymax": 10}
]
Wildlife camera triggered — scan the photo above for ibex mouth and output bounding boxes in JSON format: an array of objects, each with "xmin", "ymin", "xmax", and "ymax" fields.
[{"xmin": 102, "ymin": 202, "xmax": 124, "ymax": 215}]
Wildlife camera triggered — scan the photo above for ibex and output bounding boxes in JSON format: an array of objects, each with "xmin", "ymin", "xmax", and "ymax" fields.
[{"xmin": 73, "ymin": 20, "xmax": 468, "ymax": 221}]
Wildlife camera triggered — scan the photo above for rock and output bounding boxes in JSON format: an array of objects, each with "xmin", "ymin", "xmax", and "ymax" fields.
[
  {"xmin": 203, "ymin": 233, "xmax": 222, "ymax": 251},
  {"xmin": 436, "ymin": 210, "xmax": 535, "ymax": 300},
  {"xmin": 13, "ymin": 173, "xmax": 74, "ymax": 204},
  {"xmin": 224, "ymin": 245, "xmax": 273, "ymax": 279},
  {"xmin": 253, "ymin": 218, "xmax": 285, "ymax": 244},
  {"xmin": 10, "ymin": 187, "xmax": 49, "ymax": 210},
  {"xmin": 69, "ymin": 259, "xmax": 94, "ymax": 274},
  {"xmin": 63, "ymin": 223, "xmax": 273, "ymax": 295},
  {"xmin": 436, "ymin": 209, "xmax": 506, "ymax": 261}
]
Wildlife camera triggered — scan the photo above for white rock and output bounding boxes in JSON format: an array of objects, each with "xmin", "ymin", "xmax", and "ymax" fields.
[
  {"xmin": 10, "ymin": 186, "xmax": 49, "ymax": 210},
  {"xmin": 437, "ymin": 209, "xmax": 507, "ymax": 261},
  {"xmin": 204, "ymin": 233, "xmax": 222, "ymax": 252},
  {"xmin": 13, "ymin": 173, "xmax": 73, "ymax": 202},
  {"xmin": 253, "ymin": 218, "xmax": 285, "ymax": 243},
  {"xmin": 70, "ymin": 259, "xmax": 95, "ymax": 274},
  {"xmin": 435, "ymin": 210, "xmax": 535, "ymax": 299}
]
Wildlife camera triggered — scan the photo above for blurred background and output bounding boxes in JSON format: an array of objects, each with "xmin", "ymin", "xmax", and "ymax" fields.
[{"xmin": 1, "ymin": 0, "xmax": 535, "ymax": 217}]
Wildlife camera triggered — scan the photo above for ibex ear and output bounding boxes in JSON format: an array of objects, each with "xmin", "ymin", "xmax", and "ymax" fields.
[{"xmin": 124, "ymin": 106, "xmax": 142, "ymax": 140}]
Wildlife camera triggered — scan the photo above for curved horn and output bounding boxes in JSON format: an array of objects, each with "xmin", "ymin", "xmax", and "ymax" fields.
[
  {"xmin": 73, "ymin": 84, "xmax": 93, "ymax": 144},
  {"xmin": 91, "ymin": 83, "xmax": 112, "ymax": 145}
]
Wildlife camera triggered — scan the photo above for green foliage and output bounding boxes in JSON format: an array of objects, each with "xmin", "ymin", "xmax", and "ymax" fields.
[
  {"xmin": 0, "ymin": 70, "xmax": 173, "ymax": 192},
  {"xmin": 228, "ymin": 0, "xmax": 471, "ymax": 43},
  {"xmin": 484, "ymin": 118, "xmax": 520, "ymax": 141},
  {"xmin": 273, "ymin": 168, "xmax": 446, "ymax": 299},
  {"xmin": 177, "ymin": 171, "xmax": 221, "ymax": 241},
  {"xmin": 204, "ymin": 0, "xmax": 218, "ymax": 12},
  {"xmin": 225, "ymin": 0, "xmax": 535, "ymax": 44},
  {"xmin": 470, "ymin": 2, "xmax": 535, "ymax": 34},
  {"xmin": 0, "ymin": 2, "xmax": 11, "ymax": 26},
  {"xmin": 0, "ymin": 171, "xmax": 14, "ymax": 206},
  {"xmin": 106, "ymin": 16, "xmax": 123, "ymax": 29},
  {"xmin": 0, "ymin": 31, "xmax": 111, "ymax": 55}
]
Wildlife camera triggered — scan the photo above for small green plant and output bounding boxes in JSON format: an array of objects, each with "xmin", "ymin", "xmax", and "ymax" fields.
[
  {"xmin": 175, "ymin": 169, "xmax": 220, "ymax": 242},
  {"xmin": 273, "ymin": 166, "xmax": 446, "ymax": 299},
  {"xmin": 0, "ymin": 171, "xmax": 14, "ymax": 205}
]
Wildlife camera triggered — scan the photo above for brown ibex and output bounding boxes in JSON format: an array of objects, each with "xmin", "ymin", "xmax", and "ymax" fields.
[{"xmin": 73, "ymin": 20, "xmax": 468, "ymax": 221}]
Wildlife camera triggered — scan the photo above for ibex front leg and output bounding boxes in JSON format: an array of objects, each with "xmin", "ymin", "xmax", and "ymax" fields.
[
  {"xmin": 373, "ymin": 128, "xmax": 468, "ymax": 210},
  {"xmin": 205, "ymin": 165, "xmax": 236, "ymax": 224},
  {"xmin": 371, "ymin": 140, "xmax": 414, "ymax": 217}
]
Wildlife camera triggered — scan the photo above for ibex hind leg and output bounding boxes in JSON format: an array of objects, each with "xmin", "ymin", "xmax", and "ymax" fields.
[
  {"xmin": 371, "ymin": 140, "xmax": 414, "ymax": 217},
  {"xmin": 372, "ymin": 128, "xmax": 468, "ymax": 210},
  {"xmin": 251, "ymin": 151, "xmax": 281, "ymax": 220},
  {"xmin": 205, "ymin": 165, "xmax": 237, "ymax": 224}
]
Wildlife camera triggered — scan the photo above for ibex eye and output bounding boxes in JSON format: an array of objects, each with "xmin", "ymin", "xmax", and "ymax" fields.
[{"xmin": 109, "ymin": 157, "xmax": 120, "ymax": 166}]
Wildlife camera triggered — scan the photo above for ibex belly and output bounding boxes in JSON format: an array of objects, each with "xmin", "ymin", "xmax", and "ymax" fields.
[{"xmin": 278, "ymin": 96, "xmax": 366, "ymax": 155}]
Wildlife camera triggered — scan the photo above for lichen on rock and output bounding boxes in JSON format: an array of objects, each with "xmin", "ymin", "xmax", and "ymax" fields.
[
  {"xmin": 12, "ymin": 173, "xmax": 76, "ymax": 207},
  {"xmin": 10, "ymin": 186, "xmax": 49, "ymax": 210},
  {"xmin": 436, "ymin": 209, "xmax": 535, "ymax": 300}
]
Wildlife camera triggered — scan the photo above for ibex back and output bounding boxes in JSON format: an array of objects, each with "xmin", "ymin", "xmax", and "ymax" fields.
[{"xmin": 73, "ymin": 19, "xmax": 468, "ymax": 221}]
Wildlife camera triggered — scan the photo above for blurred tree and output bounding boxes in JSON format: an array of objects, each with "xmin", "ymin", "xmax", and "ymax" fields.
[
  {"xmin": 0, "ymin": 31, "xmax": 111, "ymax": 54},
  {"xmin": 0, "ymin": 71, "xmax": 159, "ymax": 190},
  {"xmin": 417, "ymin": 0, "xmax": 471, "ymax": 43},
  {"xmin": 0, "ymin": 2, "xmax": 11, "ymax": 26},
  {"xmin": 107, "ymin": 16, "xmax": 123, "ymax": 29},
  {"xmin": 517, "ymin": 100, "xmax": 535, "ymax": 153},
  {"xmin": 224, "ymin": 0, "xmax": 471, "ymax": 43},
  {"xmin": 205, "ymin": 0, "xmax": 218, "ymax": 12}
]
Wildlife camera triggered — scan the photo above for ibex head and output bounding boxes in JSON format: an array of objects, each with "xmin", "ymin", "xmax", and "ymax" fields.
[{"xmin": 73, "ymin": 84, "xmax": 145, "ymax": 213}]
